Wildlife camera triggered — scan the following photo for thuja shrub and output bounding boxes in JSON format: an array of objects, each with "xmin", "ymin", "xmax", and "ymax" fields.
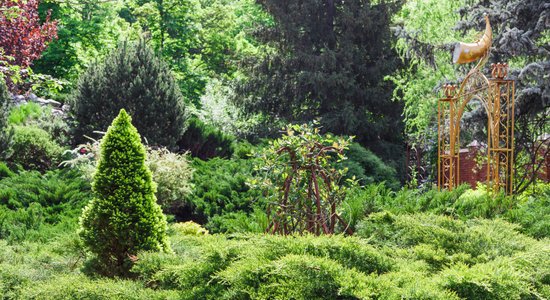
[
  {"xmin": 8, "ymin": 125, "xmax": 64, "ymax": 171},
  {"xmin": 0, "ymin": 78, "xmax": 12, "ymax": 157},
  {"xmin": 79, "ymin": 109, "xmax": 170, "ymax": 277},
  {"xmin": 70, "ymin": 39, "xmax": 187, "ymax": 148},
  {"xmin": 177, "ymin": 117, "xmax": 235, "ymax": 159}
]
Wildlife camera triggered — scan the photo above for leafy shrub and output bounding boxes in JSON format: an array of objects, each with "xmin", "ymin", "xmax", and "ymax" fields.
[
  {"xmin": 184, "ymin": 157, "xmax": 264, "ymax": 231},
  {"xmin": 504, "ymin": 183, "xmax": 550, "ymax": 238},
  {"xmin": 7, "ymin": 125, "xmax": 64, "ymax": 171},
  {"xmin": 0, "ymin": 169, "xmax": 90, "ymax": 212},
  {"xmin": 70, "ymin": 39, "xmax": 187, "ymax": 148},
  {"xmin": 177, "ymin": 117, "xmax": 235, "ymax": 159},
  {"xmin": 233, "ymin": 140, "xmax": 254, "ymax": 159},
  {"xmin": 146, "ymin": 148, "xmax": 193, "ymax": 211},
  {"xmin": 8, "ymin": 102, "xmax": 71, "ymax": 146},
  {"xmin": 207, "ymin": 208, "xmax": 268, "ymax": 234},
  {"xmin": 79, "ymin": 110, "xmax": 170, "ymax": 276},
  {"xmin": 8, "ymin": 102, "xmax": 43, "ymax": 125},
  {"xmin": 440, "ymin": 260, "xmax": 533, "ymax": 300},
  {"xmin": 339, "ymin": 142, "xmax": 399, "ymax": 189},
  {"xmin": 219, "ymin": 254, "xmax": 373, "ymax": 299},
  {"xmin": 171, "ymin": 221, "xmax": 208, "ymax": 236},
  {"xmin": 254, "ymin": 123, "xmax": 355, "ymax": 235}
]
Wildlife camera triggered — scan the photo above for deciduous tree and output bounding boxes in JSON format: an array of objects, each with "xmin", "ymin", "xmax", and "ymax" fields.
[{"xmin": 0, "ymin": 0, "xmax": 57, "ymax": 68}]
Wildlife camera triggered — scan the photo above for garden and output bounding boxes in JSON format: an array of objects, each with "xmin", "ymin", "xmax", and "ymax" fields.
[{"xmin": 0, "ymin": 0, "xmax": 548, "ymax": 299}]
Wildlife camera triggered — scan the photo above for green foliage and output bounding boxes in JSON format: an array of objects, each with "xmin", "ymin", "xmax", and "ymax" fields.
[
  {"xmin": 0, "ymin": 162, "xmax": 14, "ymax": 179},
  {"xmin": 0, "ymin": 183, "xmax": 547, "ymax": 298},
  {"xmin": 207, "ymin": 208, "xmax": 268, "ymax": 234},
  {"xmin": 35, "ymin": 1, "xmax": 136, "ymax": 82},
  {"xmin": 146, "ymin": 148, "xmax": 193, "ymax": 210},
  {"xmin": 255, "ymin": 123, "xmax": 355, "ymax": 234},
  {"xmin": 236, "ymin": 0, "xmax": 406, "ymax": 168},
  {"xmin": 17, "ymin": 275, "xmax": 180, "ymax": 300},
  {"xmin": 344, "ymin": 183, "xmax": 549, "ymax": 238},
  {"xmin": 185, "ymin": 157, "xmax": 263, "ymax": 232},
  {"xmin": 6, "ymin": 125, "xmax": 64, "ymax": 171},
  {"xmin": 0, "ymin": 79, "xmax": 9, "ymax": 125},
  {"xmin": 125, "ymin": 0, "xmax": 268, "ymax": 106},
  {"xmin": 177, "ymin": 117, "xmax": 235, "ymax": 159},
  {"xmin": 388, "ymin": 0, "xmax": 467, "ymax": 140},
  {"xmin": 0, "ymin": 169, "xmax": 91, "ymax": 242},
  {"xmin": 339, "ymin": 143, "xmax": 399, "ymax": 189},
  {"xmin": 70, "ymin": 39, "xmax": 187, "ymax": 148},
  {"xmin": 8, "ymin": 103, "xmax": 70, "ymax": 145},
  {"xmin": 505, "ymin": 183, "xmax": 550, "ymax": 238},
  {"xmin": 8, "ymin": 102, "xmax": 42, "ymax": 125},
  {"xmin": 170, "ymin": 221, "xmax": 208, "ymax": 236},
  {"xmin": 355, "ymin": 212, "xmax": 548, "ymax": 299},
  {"xmin": 133, "ymin": 234, "xmax": 391, "ymax": 299},
  {"xmin": 219, "ymin": 254, "xmax": 372, "ymax": 299},
  {"xmin": 79, "ymin": 109, "xmax": 170, "ymax": 276},
  {"xmin": 357, "ymin": 212, "xmax": 533, "ymax": 267}
]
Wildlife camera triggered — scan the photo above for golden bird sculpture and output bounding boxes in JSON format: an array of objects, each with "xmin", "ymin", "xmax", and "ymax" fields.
[{"xmin": 452, "ymin": 14, "xmax": 492, "ymax": 65}]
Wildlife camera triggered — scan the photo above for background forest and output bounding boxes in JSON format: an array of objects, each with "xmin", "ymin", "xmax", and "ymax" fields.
[{"xmin": 0, "ymin": 0, "xmax": 548, "ymax": 299}]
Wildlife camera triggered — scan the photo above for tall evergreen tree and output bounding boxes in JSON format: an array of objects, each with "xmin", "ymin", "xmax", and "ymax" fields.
[
  {"xmin": 79, "ymin": 109, "xmax": 170, "ymax": 276},
  {"xmin": 235, "ymin": 0, "xmax": 405, "ymax": 166},
  {"xmin": 70, "ymin": 39, "xmax": 187, "ymax": 148}
]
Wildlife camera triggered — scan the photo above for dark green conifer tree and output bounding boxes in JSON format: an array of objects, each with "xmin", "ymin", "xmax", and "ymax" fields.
[
  {"xmin": 235, "ymin": 0, "xmax": 405, "ymax": 169},
  {"xmin": 70, "ymin": 39, "xmax": 187, "ymax": 148},
  {"xmin": 79, "ymin": 109, "xmax": 170, "ymax": 276}
]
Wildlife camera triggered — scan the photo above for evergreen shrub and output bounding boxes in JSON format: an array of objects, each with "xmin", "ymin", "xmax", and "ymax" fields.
[
  {"xmin": 177, "ymin": 117, "xmax": 235, "ymax": 159},
  {"xmin": 70, "ymin": 39, "xmax": 187, "ymax": 148},
  {"xmin": 0, "ymin": 169, "xmax": 91, "ymax": 242},
  {"xmin": 0, "ymin": 161, "xmax": 14, "ymax": 179},
  {"xmin": 79, "ymin": 109, "xmax": 170, "ymax": 276},
  {"xmin": 9, "ymin": 103, "xmax": 70, "ymax": 145},
  {"xmin": 171, "ymin": 221, "xmax": 209, "ymax": 236},
  {"xmin": 183, "ymin": 157, "xmax": 264, "ymax": 230},
  {"xmin": 18, "ymin": 275, "xmax": 179, "ymax": 300},
  {"xmin": 7, "ymin": 125, "xmax": 64, "ymax": 171},
  {"xmin": 339, "ymin": 143, "xmax": 399, "ymax": 189}
]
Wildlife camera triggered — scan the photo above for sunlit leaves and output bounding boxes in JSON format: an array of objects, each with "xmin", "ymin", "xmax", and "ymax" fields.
[{"xmin": 0, "ymin": 0, "xmax": 57, "ymax": 68}]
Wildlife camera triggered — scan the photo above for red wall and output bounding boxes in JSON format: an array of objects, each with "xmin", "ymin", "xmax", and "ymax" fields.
[{"xmin": 458, "ymin": 147, "xmax": 487, "ymax": 188}]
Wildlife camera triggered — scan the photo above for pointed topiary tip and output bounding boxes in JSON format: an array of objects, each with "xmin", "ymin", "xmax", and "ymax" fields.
[{"xmin": 114, "ymin": 108, "xmax": 132, "ymax": 123}]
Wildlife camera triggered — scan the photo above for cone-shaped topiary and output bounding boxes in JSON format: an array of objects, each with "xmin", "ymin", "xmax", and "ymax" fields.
[
  {"xmin": 70, "ymin": 39, "xmax": 187, "ymax": 148},
  {"xmin": 79, "ymin": 109, "xmax": 170, "ymax": 277}
]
